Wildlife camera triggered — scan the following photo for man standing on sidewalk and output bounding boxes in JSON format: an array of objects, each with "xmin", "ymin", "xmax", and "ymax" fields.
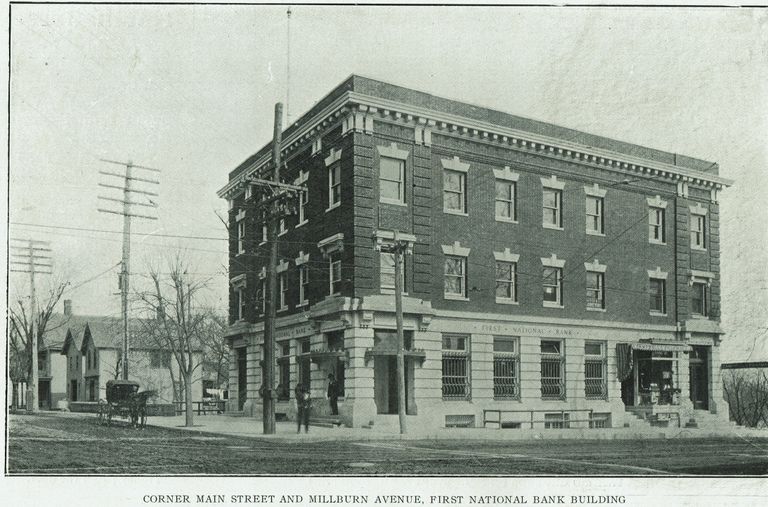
[
  {"xmin": 326, "ymin": 373, "xmax": 339, "ymax": 416},
  {"xmin": 295, "ymin": 383, "xmax": 310, "ymax": 433}
]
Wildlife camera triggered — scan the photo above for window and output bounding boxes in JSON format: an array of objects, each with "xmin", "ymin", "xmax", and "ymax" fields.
[
  {"xmin": 443, "ymin": 170, "xmax": 466, "ymax": 213},
  {"xmin": 541, "ymin": 340, "xmax": 565, "ymax": 400},
  {"xmin": 649, "ymin": 278, "xmax": 666, "ymax": 314},
  {"xmin": 278, "ymin": 218, "xmax": 287, "ymax": 236},
  {"xmin": 495, "ymin": 261, "xmax": 517, "ymax": 302},
  {"xmin": 150, "ymin": 350, "xmax": 171, "ymax": 369},
  {"xmin": 691, "ymin": 213, "xmax": 706, "ymax": 249},
  {"xmin": 236, "ymin": 287, "xmax": 246, "ymax": 321},
  {"xmin": 257, "ymin": 279, "xmax": 265, "ymax": 315},
  {"xmin": 298, "ymin": 188, "xmax": 308, "ymax": 225},
  {"xmin": 380, "ymin": 156, "xmax": 405, "ymax": 204},
  {"xmin": 495, "ymin": 180, "xmax": 516, "ymax": 221},
  {"xmin": 380, "ymin": 252, "xmax": 405, "ymax": 292},
  {"xmin": 493, "ymin": 336, "xmax": 519, "ymax": 400},
  {"xmin": 442, "ymin": 334, "xmax": 470, "ymax": 400},
  {"xmin": 586, "ymin": 271, "xmax": 605, "ymax": 310},
  {"xmin": 279, "ymin": 272, "xmax": 288, "ymax": 310},
  {"xmin": 297, "ymin": 338, "xmax": 311, "ymax": 388},
  {"xmin": 298, "ymin": 265, "xmax": 309, "ymax": 305},
  {"xmin": 543, "ymin": 267, "xmax": 563, "ymax": 306},
  {"xmin": 237, "ymin": 221, "xmax": 245, "ymax": 254},
  {"xmin": 691, "ymin": 282, "xmax": 709, "ymax": 317},
  {"xmin": 327, "ymin": 331, "xmax": 346, "ymax": 397},
  {"xmin": 261, "ymin": 224, "xmax": 267, "ymax": 244},
  {"xmin": 586, "ymin": 196, "xmax": 604, "ymax": 234},
  {"xmin": 328, "ymin": 163, "xmax": 341, "ymax": 208},
  {"xmin": 444, "ymin": 255, "xmax": 467, "ymax": 298},
  {"xmin": 543, "ymin": 188, "xmax": 562, "ymax": 228},
  {"xmin": 329, "ymin": 254, "xmax": 342, "ymax": 295},
  {"xmin": 649, "ymin": 207, "xmax": 666, "ymax": 243},
  {"xmin": 585, "ymin": 341, "xmax": 607, "ymax": 399}
]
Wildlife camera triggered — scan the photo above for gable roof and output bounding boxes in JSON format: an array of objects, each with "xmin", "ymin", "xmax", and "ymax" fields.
[
  {"xmin": 78, "ymin": 316, "xmax": 203, "ymax": 353},
  {"xmin": 40, "ymin": 314, "xmax": 93, "ymax": 351},
  {"xmin": 60, "ymin": 320, "xmax": 87, "ymax": 356}
]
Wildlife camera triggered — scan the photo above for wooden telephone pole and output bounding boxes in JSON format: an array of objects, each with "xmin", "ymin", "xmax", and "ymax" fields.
[
  {"xmin": 10, "ymin": 238, "xmax": 53, "ymax": 413},
  {"xmin": 376, "ymin": 231, "xmax": 413, "ymax": 434},
  {"xmin": 98, "ymin": 159, "xmax": 159, "ymax": 380}
]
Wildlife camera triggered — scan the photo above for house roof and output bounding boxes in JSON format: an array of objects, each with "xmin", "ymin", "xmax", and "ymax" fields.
[
  {"xmin": 78, "ymin": 316, "xmax": 204, "ymax": 353},
  {"xmin": 41, "ymin": 314, "xmax": 94, "ymax": 351}
]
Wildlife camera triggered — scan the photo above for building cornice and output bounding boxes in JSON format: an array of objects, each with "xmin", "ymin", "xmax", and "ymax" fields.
[{"xmin": 218, "ymin": 89, "xmax": 733, "ymax": 199}]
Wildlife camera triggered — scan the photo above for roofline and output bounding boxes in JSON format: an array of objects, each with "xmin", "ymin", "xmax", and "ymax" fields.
[{"xmin": 217, "ymin": 76, "xmax": 733, "ymax": 198}]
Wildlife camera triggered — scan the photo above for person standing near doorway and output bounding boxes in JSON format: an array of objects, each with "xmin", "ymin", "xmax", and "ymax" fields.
[
  {"xmin": 327, "ymin": 373, "xmax": 339, "ymax": 416},
  {"xmin": 295, "ymin": 383, "xmax": 310, "ymax": 433}
]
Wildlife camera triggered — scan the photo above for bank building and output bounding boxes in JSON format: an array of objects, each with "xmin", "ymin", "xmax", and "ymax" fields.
[{"xmin": 217, "ymin": 76, "xmax": 733, "ymax": 431}]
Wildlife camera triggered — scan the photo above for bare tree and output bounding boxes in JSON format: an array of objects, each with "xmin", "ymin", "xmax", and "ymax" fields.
[
  {"xmin": 134, "ymin": 256, "xmax": 210, "ymax": 427},
  {"xmin": 199, "ymin": 310, "xmax": 228, "ymax": 393},
  {"xmin": 723, "ymin": 368, "xmax": 768, "ymax": 427},
  {"xmin": 8, "ymin": 278, "xmax": 68, "ymax": 411}
]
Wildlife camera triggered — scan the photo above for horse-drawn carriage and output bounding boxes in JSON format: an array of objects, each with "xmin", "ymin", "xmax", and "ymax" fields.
[{"xmin": 97, "ymin": 380, "xmax": 154, "ymax": 428}]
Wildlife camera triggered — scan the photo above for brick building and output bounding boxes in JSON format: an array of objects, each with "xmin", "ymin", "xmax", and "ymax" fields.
[{"xmin": 217, "ymin": 76, "xmax": 733, "ymax": 430}]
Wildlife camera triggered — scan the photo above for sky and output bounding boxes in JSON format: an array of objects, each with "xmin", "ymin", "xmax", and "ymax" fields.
[{"xmin": 6, "ymin": 4, "xmax": 768, "ymax": 362}]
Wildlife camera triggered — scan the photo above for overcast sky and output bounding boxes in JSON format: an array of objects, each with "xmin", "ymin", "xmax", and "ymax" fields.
[{"xmin": 7, "ymin": 5, "xmax": 767, "ymax": 361}]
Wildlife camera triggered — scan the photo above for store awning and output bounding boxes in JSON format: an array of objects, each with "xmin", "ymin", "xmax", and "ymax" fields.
[{"xmin": 632, "ymin": 342, "xmax": 692, "ymax": 353}]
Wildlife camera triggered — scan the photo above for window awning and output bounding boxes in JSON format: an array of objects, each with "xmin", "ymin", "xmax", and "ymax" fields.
[{"xmin": 632, "ymin": 342, "xmax": 691, "ymax": 353}]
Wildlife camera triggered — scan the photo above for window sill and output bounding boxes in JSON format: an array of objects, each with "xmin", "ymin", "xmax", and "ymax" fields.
[
  {"xmin": 381, "ymin": 289, "xmax": 409, "ymax": 296},
  {"xmin": 236, "ymin": 251, "xmax": 245, "ymax": 257},
  {"xmin": 691, "ymin": 246, "xmax": 707, "ymax": 252},
  {"xmin": 444, "ymin": 294, "xmax": 470, "ymax": 301},
  {"xmin": 380, "ymin": 198, "xmax": 407, "ymax": 207},
  {"xmin": 586, "ymin": 230, "xmax": 605, "ymax": 237},
  {"xmin": 259, "ymin": 241, "xmax": 267, "ymax": 246},
  {"xmin": 278, "ymin": 307, "xmax": 289, "ymax": 313},
  {"xmin": 586, "ymin": 307, "xmax": 606, "ymax": 312},
  {"xmin": 495, "ymin": 217, "xmax": 518, "ymax": 224},
  {"xmin": 278, "ymin": 231, "xmax": 288, "ymax": 237},
  {"xmin": 690, "ymin": 313, "xmax": 710, "ymax": 319},
  {"xmin": 296, "ymin": 301, "xmax": 309, "ymax": 308},
  {"xmin": 649, "ymin": 311, "xmax": 668, "ymax": 317},
  {"xmin": 296, "ymin": 220, "xmax": 308, "ymax": 228},
  {"xmin": 543, "ymin": 301, "xmax": 564, "ymax": 309},
  {"xmin": 496, "ymin": 298, "xmax": 519, "ymax": 305},
  {"xmin": 542, "ymin": 223, "xmax": 564, "ymax": 231},
  {"xmin": 649, "ymin": 239, "xmax": 666, "ymax": 246},
  {"xmin": 326, "ymin": 202, "xmax": 341, "ymax": 213},
  {"xmin": 443, "ymin": 208, "xmax": 468, "ymax": 216}
]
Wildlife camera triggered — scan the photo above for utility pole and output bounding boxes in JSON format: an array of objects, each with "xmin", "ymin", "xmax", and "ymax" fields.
[
  {"xmin": 244, "ymin": 103, "xmax": 305, "ymax": 434},
  {"xmin": 376, "ymin": 231, "xmax": 413, "ymax": 434},
  {"xmin": 98, "ymin": 158, "xmax": 160, "ymax": 380},
  {"xmin": 10, "ymin": 238, "xmax": 53, "ymax": 413}
]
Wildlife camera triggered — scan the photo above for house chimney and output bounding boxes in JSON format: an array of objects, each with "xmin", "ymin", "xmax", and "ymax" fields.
[{"xmin": 64, "ymin": 299, "xmax": 72, "ymax": 316}]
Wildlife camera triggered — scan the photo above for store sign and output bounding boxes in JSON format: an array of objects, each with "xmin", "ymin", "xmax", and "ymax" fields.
[
  {"xmin": 275, "ymin": 323, "xmax": 314, "ymax": 340},
  {"xmin": 478, "ymin": 323, "xmax": 583, "ymax": 337}
]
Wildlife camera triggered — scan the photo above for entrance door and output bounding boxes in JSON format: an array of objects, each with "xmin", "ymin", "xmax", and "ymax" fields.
[
  {"xmin": 236, "ymin": 347, "xmax": 247, "ymax": 411},
  {"xmin": 689, "ymin": 346, "xmax": 709, "ymax": 410},
  {"xmin": 70, "ymin": 380, "xmax": 78, "ymax": 401},
  {"xmin": 38, "ymin": 380, "xmax": 50, "ymax": 410},
  {"xmin": 374, "ymin": 356, "xmax": 410, "ymax": 415}
]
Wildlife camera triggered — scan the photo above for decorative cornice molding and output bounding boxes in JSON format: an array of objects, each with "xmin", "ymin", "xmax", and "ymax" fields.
[
  {"xmin": 441, "ymin": 156, "xmax": 470, "ymax": 173},
  {"xmin": 689, "ymin": 202, "xmax": 708, "ymax": 216},
  {"xmin": 295, "ymin": 250, "xmax": 310, "ymax": 266},
  {"xmin": 541, "ymin": 253, "xmax": 566, "ymax": 268},
  {"xmin": 647, "ymin": 267, "xmax": 668, "ymax": 280},
  {"xmin": 584, "ymin": 259, "xmax": 607, "ymax": 273},
  {"xmin": 277, "ymin": 260, "xmax": 289, "ymax": 273},
  {"xmin": 584, "ymin": 183, "xmax": 608, "ymax": 198},
  {"xmin": 325, "ymin": 147, "xmax": 342, "ymax": 167},
  {"xmin": 493, "ymin": 248, "xmax": 520, "ymax": 263},
  {"xmin": 646, "ymin": 195, "xmax": 668, "ymax": 209},
  {"xmin": 376, "ymin": 142, "xmax": 410, "ymax": 160},
  {"xmin": 541, "ymin": 175, "xmax": 566, "ymax": 190},
  {"xmin": 493, "ymin": 166, "xmax": 520, "ymax": 182},
  {"xmin": 441, "ymin": 240, "xmax": 470, "ymax": 257}
]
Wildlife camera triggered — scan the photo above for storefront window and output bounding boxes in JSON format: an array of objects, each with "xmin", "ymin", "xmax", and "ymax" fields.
[{"xmin": 636, "ymin": 351, "xmax": 680, "ymax": 406}]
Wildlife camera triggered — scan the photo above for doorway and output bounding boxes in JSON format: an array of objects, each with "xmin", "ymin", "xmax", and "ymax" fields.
[
  {"xmin": 38, "ymin": 380, "xmax": 51, "ymax": 410},
  {"xmin": 236, "ymin": 347, "xmax": 247, "ymax": 411},
  {"xmin": 70, "ymin": 380, "xmax": 78, "ymax": 401},
  {"xmin": 374, "ymin": 356, "xmax": 413, "ymax": 415},
  {"xmin": 689, "ymin": 346, "xmax": 709, "ymax": 410}
]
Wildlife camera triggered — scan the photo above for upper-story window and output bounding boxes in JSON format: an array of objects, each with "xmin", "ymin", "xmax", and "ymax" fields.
[
  {"xmin": 541, "ymin": 254, "xmax": 566, "ymax": 308},
  {"xmin": 329, "ymin": 253, "xmax": 342, "ymax": 295},
  {"xmin": 585, "ymin": 184, "xmax": 607, "ymax": 236},
  {"xmin": 150, "ymin": 350, "xmax": 171, "ymax": 369},
  {"xmin": 278, "ymin": 218, "xmax": 287, "ymax": 236},
  {"xmin": 442, "ymin": 241, "xmax": 471, "ymax": 300},
  {"xmin": 236, "ymin": 286, "xmax": 246, "ymax": 321},
  {"xmin": 299, "ymin": 265, "xmax": 309, "ymax": 306},
  {"xmin": 380, "ymin": 251, "xmax": 405, "ymax": 293},
  {"xmin": 325, "ymin": 148, "xmax": 342, "ymax": 211},
  {"xmin": 691, "ymin": 281, "xmax": 709, "ymax": 317},
  {"xmin": 542, "ymin": 176, "xmax": 565, "ymax": 230},
  {"xmin": 295, "ymin": 171, "xmax": 309, "ymax": 227},
  {"xmin": 493, "ymin": 167, "xmax": 519, "ymax": 223},
  {"xmin": 261, "ymin": 223, "xmax": 267, "ymax": 244},
  {"xmin": 494, "ymin": 248, "xmax": 520, "ymax": 304},
  {"xmin": 237, "ymin": 221, "xmax": 245, "ymax": 254},
  {"xmin": 380, "ymin": 157, "xmax": 405, "ymax": 204},
  {"xmin": 690, "ymin": 204, "xmax": 708, "ymax": 250},
  {"xmin": 277, "ymin": 262, "xmax": 289, "ymax": 311},
  {"xmin": 648, "ymin": 267, "xmax": 668, "ymax": 315},
  {"xmin": 586, "ymin": 271, "xmax": 605, "ymax": 310},
  {"xmin": 647, "ymin": 196, "xmax": 668, "ymax": 244},
  {"xmin": 442, "ymin": 157, "xmax": 470, "ymax": 214}
]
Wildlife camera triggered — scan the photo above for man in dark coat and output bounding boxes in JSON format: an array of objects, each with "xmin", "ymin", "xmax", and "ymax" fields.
[
  {"xmin": 327, "ymin": 373, "xmax": 339, "ymax": 416},
  {"xmin": 295, "ymin": 383, "xmax": 310, "ymax": 433}
]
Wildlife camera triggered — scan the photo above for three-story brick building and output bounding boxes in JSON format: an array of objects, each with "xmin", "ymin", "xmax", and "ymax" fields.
[{"xmin": 218, "ymin": 76, "xmax": 733, "ymax": 430}]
